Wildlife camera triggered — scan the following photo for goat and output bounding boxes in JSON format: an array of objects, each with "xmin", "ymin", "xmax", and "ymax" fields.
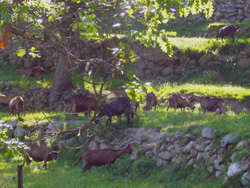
[
  {"xmin": 124, "ymin": 101, "xmax": 139, "ymax": 119},
  {"xmin": 95, "ymin": 97, "xmax": 135, "ymax": 126},
  {"xmin": 9, "ymin": 96, "xmax": 25, "ymax": 116},
  {"xmin": 16, "ymin": 66, "xmax": 44, "ymax": 80},
  {"xmin": 79, "ymin": 145, "xmax": 133, "ymax": 172},
  {"xmin": 143, "ymin": 92, "xmax": 158, "ymax": 111},
  {"xmin": 190, "ymin": 95, "xmax": 225, "ymax": 114},
  {"xmin": 167, "ymin": 94, "xmax": 195, "ymax": 111},
  {"xmin": 69, "ymin": 94, "xmax": 100, "ymax": 116},
  {"xmin": 24, "ymin": 143, "xmax": 59, "ymax": 169},
  {"xmin": 0, "ymin": 95, "xmax": 18, "ymax": 106},
  {"xmin": 216, "ymin": 25, "xmax": 238, "ymax": 43}
]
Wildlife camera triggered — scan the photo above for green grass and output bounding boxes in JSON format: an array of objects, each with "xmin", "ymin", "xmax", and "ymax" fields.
[
  {"xmin": 156, "ymin": 83, "xmax": 250, "ymax": 101},
  {"xmin": 0, "ymin": 156, "xmax": 225, "ymax": 188}
]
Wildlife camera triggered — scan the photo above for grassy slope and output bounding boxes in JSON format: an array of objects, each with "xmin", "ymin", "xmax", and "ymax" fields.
[{"xmin": 1, "ymin": 21, "xmax": 250, "ymax": 188}]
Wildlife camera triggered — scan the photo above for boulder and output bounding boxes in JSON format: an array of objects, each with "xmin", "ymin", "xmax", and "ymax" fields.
[{"xmin": 220, "ymin": 134, "xmax": 240, "ymax": 147}]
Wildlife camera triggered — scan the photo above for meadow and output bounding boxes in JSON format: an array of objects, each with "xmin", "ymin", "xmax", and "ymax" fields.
[{"xmin": 1, "ymin": 21, "xmax": 250, "ymax": 188}]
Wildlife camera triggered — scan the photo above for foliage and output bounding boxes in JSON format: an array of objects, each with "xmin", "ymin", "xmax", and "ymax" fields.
[
  {"xmin": 130, "ymin": 156, "xmax": 158, "ymax": 179},
  {"xmin": 0, "ymin": 124, "xmax": 27, "ymax": 159}
]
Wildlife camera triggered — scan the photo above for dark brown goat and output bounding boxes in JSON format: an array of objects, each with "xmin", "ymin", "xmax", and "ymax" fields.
[
  {"xmin": 69, "ymin": 94, "xmax": 100, "ymax": 116},
  {"xmin": 25, "ymin": 144, "xmax": 59, "ymax": 168},
  {"xmin": 16, "ymin": 66, "xmax": 44, "ymax": 80},
  {"xmin": 143, "ymin": 92, "xmax": 158, "ymax": 110},
  {"xmin": 9, "ymin": 96, "xmax": 25, "ymax": 116},
  {"xmin": 79, "ymin": 145, "xmax": 133, "ymax": 172},
  {"xmin": 0, "ymin": 95, "xmax": 18, "ymax": 106},
  {"xmin": 216, "ymin": 25, "xmax": 238, "ymax": 43},
  {"xmin": 167, "ymin": 94, "xmax": 195, "ymax": 111},
  {"xmin": 190, "ymin": 95, "xmax": 225, "ymax": 114},
  {"xmin": 95, "ymin": 97, "xmax": 137, "ymax": 126}
]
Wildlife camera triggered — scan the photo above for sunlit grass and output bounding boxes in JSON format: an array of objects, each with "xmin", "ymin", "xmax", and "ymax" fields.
[
  {"xmin": 156, "ymin": 83, "xmax": 250, "ymax": 101},
  {"xmin": 0, "ymin": 160, "xmax": 164, "ymax": 188}
]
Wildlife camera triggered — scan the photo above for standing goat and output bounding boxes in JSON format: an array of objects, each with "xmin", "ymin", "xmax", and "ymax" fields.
[
  {"xmin": 9, "ymin": 96, "xmax": 25, "ymax": 116},
  {"xmin": 216, "ymin": 25, "xmax": 238, "ymax": 43},
  {"xmin": 25, "ymin": 143, "xmax": 59, "ymax": 169},
  {"xmin": 79, "ymin": 145, "xmax": 133, "ymax": 172},
  {"xmin": 16, "ymin": 66, "xmax": 44, "ymax": 80},
  {"xmin": 143, "ymin": 92, "xmax": 158, "ymax": 111},
  {"xmin": 69, "ymin": 94, "xmax": 100, "ymax": 116}
]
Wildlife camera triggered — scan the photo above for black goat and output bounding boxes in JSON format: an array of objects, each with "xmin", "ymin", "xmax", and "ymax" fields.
[
  {"xmin": 216, "ymin": 25, "xmax": 238, "ymax": 43},
  {"xmin": 95, "ymin": 97, "xmax": 135, "ymax": 126}
]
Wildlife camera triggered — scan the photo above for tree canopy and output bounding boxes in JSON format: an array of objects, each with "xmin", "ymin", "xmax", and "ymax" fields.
[{"xmin": 0, "ymin": 0, "xmax": 213, "ymax": 157}]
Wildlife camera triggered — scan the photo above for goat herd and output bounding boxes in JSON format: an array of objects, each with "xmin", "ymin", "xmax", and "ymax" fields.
[
  {"xmin": 1, "ymin": 91, "xmax": 226, "ymax": 172},
  {"xmin": 2, "ymin": 24, "xmax": 236, "ymax": 172}
]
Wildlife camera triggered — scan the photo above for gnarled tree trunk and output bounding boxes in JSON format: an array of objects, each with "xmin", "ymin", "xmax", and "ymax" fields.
[{"xmin": 49, "ymin": 48, "xmax": 75, "ymax": 107}]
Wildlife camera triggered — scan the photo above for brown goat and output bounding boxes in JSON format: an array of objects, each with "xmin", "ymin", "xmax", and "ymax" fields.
[
  {"xmin": 167, "ymin": 94, "xmax": 195, "ymax": 111},
  {"xmin": 69, "ymin": 94, "xmax": 100, "ymax": 116},
  {"xmin": 190, "ymin": 95, "xmax": 225, "ymax": 114},
  {"xmin": 16, "ymin": 66, "xmax": 44, "ymax": 80},
  {"xmin": 79, "ymin": 145, "xmax": 133, "ymax": 172},
  {"xmin": 25, "ymin": 143, "xmax": 59, "ymax": 168},
  {"xmin": 0, "ymin": 95, "xmax": 18, "ymax": 106},
  {"xmin": 143, "ymin": 92, "xmax": 158, "ymax": 111},
  {"xmin": 9, "ymin": 96, "xmax": 25, "ymax": 116}
]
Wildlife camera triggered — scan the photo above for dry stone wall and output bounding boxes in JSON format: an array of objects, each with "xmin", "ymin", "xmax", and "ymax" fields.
[
  {"xmin": 3, "ymin": 120, "xmax": 249, "ymax": 186},
  {"xmin": 179, "ymin": 0, "xmax": 250, "ymax": 23}
]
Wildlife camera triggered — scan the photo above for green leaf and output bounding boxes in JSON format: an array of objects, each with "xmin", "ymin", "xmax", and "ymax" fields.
[{"xmin": 16, "ymin": 47, "xmax": 26, "ymax": 57}]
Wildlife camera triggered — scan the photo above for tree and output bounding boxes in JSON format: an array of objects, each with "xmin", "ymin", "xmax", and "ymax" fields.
[
  {"xmin": 0, "ymin": 0, "xmax": 213, "ymax": 155},
  {"xmin": 0, "ymin": 0, "xmax": 213, "ymax": 104}
]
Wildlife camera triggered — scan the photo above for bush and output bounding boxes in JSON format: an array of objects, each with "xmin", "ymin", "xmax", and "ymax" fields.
[{"xmin": 130, "ymin": 156, "xmax": 158, "ymax": 179}]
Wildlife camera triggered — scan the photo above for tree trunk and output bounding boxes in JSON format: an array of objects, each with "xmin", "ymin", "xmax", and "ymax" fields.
[{"xmin": 49, "ymin": 49, "xmax": 75, "ymax": 107}]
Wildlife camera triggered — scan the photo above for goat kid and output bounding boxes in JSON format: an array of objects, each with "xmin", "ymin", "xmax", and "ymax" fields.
[{"xmin": 79, "ymin": 145, "xmax": 133, "ymax": 172}]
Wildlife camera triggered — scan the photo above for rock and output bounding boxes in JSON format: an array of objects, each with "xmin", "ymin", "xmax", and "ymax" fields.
[
  {"xmin": 220, "ymin": 134, "xmax": 240, "ymax": 147},
  {"xmin": 227, "ymin": 162, "xmax": 242, "ymax": 177},
  {"xmin": 14, "ymin": 126, "xmax": 29, "ymax": 138},
  {"xmin": 202, "ymin": 127, "xmax": 216, "ymax": 139},
  {"xmin": 242, "ymin": 171, "xmax": 250, "ymax": 186},
  {"xmin": 183, "ymin": 141, "xmax": 194, "ymax": 154},
  {"xmin": 158, "ymin": 151, "xmax": 173, "ymax": 161}
]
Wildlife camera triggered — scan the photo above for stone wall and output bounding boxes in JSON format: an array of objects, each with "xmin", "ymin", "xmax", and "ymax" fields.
[
  {"xmin": 180, "ymin": 0, "xmax": 250, "ymax": 23},
  {"xmin": 3, "ymin": 119, "xmax": 249, "ymax": 186}
]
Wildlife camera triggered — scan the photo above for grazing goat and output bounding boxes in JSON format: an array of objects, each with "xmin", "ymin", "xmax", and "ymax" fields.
[
  {"xmin": 216, "ymin": 25, "xmax": 238, "ymax": 43},
  {"xmin": 69, "ymin": 94, "xmax": 100, "ymax": 116},
  {"xmin": 0, "ymin": 95, "xmax": 18, "ymax": 106},
  {"xmin": 167, "ymin": 94, "xmax": 195, "ymax": 111},
  {"xmin": 9, "ymin": 96, "xmax": 25, "ymax": 116},
  {"xmin": 25, "ymin": 143, "xmax": 59, "ymax": 168},
  {"xmin": 190, "ymin": 95, "xmax": 225, "ymax": 114},
  {"xmin": 95, "ymin": 97, "xmax": 135, "ymax": 126},
  {"xmin": 16, "ymin": 66, "xmax": 44, "ymax": 80},
  {"xmin": 143, "ymin": 92, "xmax": 158, "ymax": 110},
  {"xmin": 79, "ymin": 145, "xmax": 133, "ymax": 172}
]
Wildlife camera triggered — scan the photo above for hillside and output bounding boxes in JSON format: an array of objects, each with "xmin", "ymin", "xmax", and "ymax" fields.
[{"xmin": 1, "ymin": 1, "xmax": 250, "ymax": 187}]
